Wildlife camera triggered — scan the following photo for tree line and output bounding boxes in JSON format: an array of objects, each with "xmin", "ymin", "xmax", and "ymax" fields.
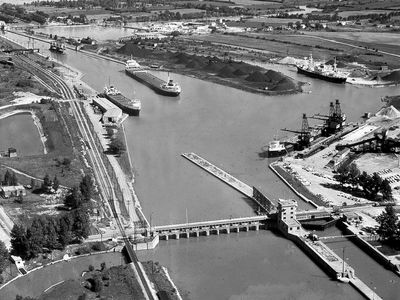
[
  {"xmin": 10, "ymin": 175, "xmax": 94, "ymax": 260},
  {"xmin": 2, "ymin": 170, "xmax": 18, "ymax": 186},
  {"xmin": 0, "ymin": 4, "xmax": 48, "ymax": 24},
  {"xmin": 377, "ymin": 205, "xmax": 400, "ymax": 247},
  {"xmin": 334, "ymin": 164, "xmax": 392, "ymax": 201}
]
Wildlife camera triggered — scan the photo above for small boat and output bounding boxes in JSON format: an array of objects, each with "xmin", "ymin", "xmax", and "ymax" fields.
[{"xmin": 49, "ymin": 41, "xmax": 66, "ymax": 53}]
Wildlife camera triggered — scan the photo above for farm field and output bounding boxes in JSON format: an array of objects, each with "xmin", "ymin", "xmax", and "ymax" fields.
[
  {"xmin": 306, "ymin": 31, "xmax": 400, "ymax": 46},
  {"xmin": 338, "ymin": 10, "xmax": 393, "ymax": 18}
]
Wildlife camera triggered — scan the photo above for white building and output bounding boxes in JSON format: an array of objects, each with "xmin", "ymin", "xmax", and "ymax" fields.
[{"xmin": 92, "ymin": 97, "xmax": 123, "ymax": 125}]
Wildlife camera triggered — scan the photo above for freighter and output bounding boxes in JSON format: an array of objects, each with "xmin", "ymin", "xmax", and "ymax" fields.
[
  {"xmin": 267, "ymin": 140, "xmax": 287, "ymax": 157},
  {"xmin": 101, "ymin": 85, "xmax": 141, "ymax": 116},
  {"xmin": 296, "ymin": 55, "xmax": 347, "ymax": 84},
  {"xmin": 49, "ymin": 41, "xmax": 66, "ymax": 53},
  {"xmin": 125, "ymin": 58, "xmax": 181, "ymax": 96}
]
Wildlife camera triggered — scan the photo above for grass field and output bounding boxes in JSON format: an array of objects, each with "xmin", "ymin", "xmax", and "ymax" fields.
[
  {"xmin": 338, "ymin": 10, "xmax": 393, "ymax": 18},
  {"xmin": 307, "ymin": 31, "xmax": 400, "ymax": 47},
  {"xmin": 184, "ymin": 33, "xmax": 352, "ymax": 60}
]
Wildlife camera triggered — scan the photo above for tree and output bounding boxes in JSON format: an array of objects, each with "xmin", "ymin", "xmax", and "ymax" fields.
[
  {"xmin": 91, "ymin": 275, "xmax": 103, "ymax": 293},
  {"xmin": 381, "ymin": 179, "xmax": 392, "ymax": 200},
  {"xmin": 10, "ymin": 224, "xmax": 29, "ymax": 259},
  {"xmin": 108, "ymin": 136, "xmax": 126, "ymax": 155},
  {"xmin": 347, "ymin": 164, "xmax": 360, "ymax": 188},
  {"xmin": 62, "ymin": 157, "xmax": 71, "ymax": 168},
  {"xmin": 3, "ymin": 170, "xmax": 11, "ymax": 186},
  {"xmin": 377, "ymin": 205, "xmax": 398, "ymax": 242},
  {"xmin": 53, "ymin": 176, "xmax": 59, "ymax": 191},
  {"xmin": 42, "ymin": 174, "xmax": 51, "ymax": 191},
  {"xmin": 0, "ymin": 240, "xmax": 9, "ymax": 274},
  {"xmin": 26, "ymin": 217, "xmax": 45, "ymax": 258},
  {"xmin": 16, "ymin": 193, "xmax": 23, "ymax": 204},
  {"xmin": 58, "ymin": 214, "xmax": 73, "ymax": 247},
  {"xmin": 10, "ymin": 172, "xmax": 18, "ymax": 186},
  {"xmin": 72, "ymin": 208, "xmax": 90, "ymax": 240},
  {"xmin": 80, "ymin": 175, "xmax": 93, "ymax": 203},
  {"xmin": 30, "ymin": 178, "xmax": 36, "ymax": 189},
  {"xmin": 65, "ymin": 187, "xmax": 82, "ymax": 209},
  {"xmin": 43, "ymin": 217, "xmax": 60, "ymax": 250},
  {"xmin": 100, "ymin": 262, "xmax": 106, "ymax": 271}
]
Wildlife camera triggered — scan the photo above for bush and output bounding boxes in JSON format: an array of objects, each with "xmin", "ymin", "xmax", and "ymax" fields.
[
  {"xmin": 15, "ymin": 79, "xmax": 33, "ymax": 88},
  {"xmin": 91, "ymin": 242, "xmax": 106, "ymax": 252},
  {"xmin": 88, "ymin": 265, "xmax": 94, "ymax": 272}
]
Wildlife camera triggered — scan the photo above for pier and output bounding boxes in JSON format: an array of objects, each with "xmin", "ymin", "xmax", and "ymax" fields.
[
  {"xmin": 153, "ymin": 215, "xmax": 271, "ymax": 240},
  {"xmin": 182, "ymin": 152, "xmax": 276, "ymax": 213}
]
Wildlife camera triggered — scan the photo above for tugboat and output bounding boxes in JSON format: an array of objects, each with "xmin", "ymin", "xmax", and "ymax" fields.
[
  {"xmin": 296, "ymin": 55, "xmax": 347, "ymax": 84},
  {"xmin": 49, "ymin": 40, "xmax": 66, "ymax": 53}
]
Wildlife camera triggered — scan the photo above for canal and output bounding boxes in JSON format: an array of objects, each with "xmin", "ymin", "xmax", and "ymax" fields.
[{"xmin": 3, "ymin": 29, "xmax": 400, "ymax": 299}]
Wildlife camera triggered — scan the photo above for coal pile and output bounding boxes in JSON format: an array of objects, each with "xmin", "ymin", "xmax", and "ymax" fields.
[
  {"xmin": 233, "ymin": 68, "xmax": 247, "ymax": 76},
  {"xmin": 218, "ymin": 65, "xmax": 236, "ymax": 78},
  {"xmin": 117, "ymin": 43, "xmax": 148, "ymax": 58},
  {"xmin": 271, "ymin": 77, "xmax": 296, "ymax": 91},
  {"xmin": 383, "ymin": 70, "xmax": 400, "ymax": 82},
  {"xmin": 245, "ymin": 71, "xmax": 268, "ymax": 82},
  {"xmin": 265, "ymin": 70, "xmax": 285, "ymax": 82}
]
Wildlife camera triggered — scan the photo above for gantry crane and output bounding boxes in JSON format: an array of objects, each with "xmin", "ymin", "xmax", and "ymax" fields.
[{"xmin": 281, "ymin": 113, "xmax": 312, "ymax": 150}]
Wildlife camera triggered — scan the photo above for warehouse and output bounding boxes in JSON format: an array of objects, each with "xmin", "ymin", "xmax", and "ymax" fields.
[{"xmin": 92, "ymin": 97, "xmax": 123, "ymax": 125}]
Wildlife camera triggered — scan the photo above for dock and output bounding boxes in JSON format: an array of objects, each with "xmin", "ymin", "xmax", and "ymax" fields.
[{"xmin": 181, "ymin": 152, "xmax": 275, "ymax": 213}]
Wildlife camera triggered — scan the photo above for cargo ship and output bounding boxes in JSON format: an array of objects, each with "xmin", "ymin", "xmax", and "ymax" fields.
[
  {"xmin": 101, "ymin": 85, "xmax": 141, "ymax": 116},
  {"xmin": 267, "ymin": 140, "xmax": 287, "ymax": 157},
  {"xmin": 49, "ymin": 41, "xmax": 66, "ymax": 53},
  {"xmin": 125, "ymin": 59, "xmax": 181, "ymax": 96},
  {"xmin": 296, "ymin": 55, "xmax": 347, "ymax": 84}
]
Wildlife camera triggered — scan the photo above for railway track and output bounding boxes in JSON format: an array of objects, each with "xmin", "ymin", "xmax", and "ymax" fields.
[{"xmin": 15, "ymin": 54, "xmax": 156, "ymax": 299}]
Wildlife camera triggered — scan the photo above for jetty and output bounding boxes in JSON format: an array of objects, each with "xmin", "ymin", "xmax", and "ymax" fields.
[{"xmin": 181, "ymin": 152, "xmax": 275, "ymax": 213}]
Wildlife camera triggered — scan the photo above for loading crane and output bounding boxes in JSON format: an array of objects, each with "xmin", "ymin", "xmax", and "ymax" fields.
[
  {"xmin": 281, "ymin": 113, "xmax": 312, "ymax": 150},
  {"xmin": 310, "ymin": 100, "xmax": 346, "ymax": 136}
]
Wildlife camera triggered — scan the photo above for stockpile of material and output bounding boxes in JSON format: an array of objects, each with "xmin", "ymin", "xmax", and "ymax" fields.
[{"xmin": 383, "ymin": 70, "xmax": 400, "ymax": 83}]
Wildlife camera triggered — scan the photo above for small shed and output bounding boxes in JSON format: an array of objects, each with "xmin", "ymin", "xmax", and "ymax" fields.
[
  {"xmin": 8, "ymin": 148, "xmax": 17, "ymax": 157},
  {"xmin": 342, "ymin": 212, "xmax": 361, "ymax": 224},
  {"xmin": 1, "ymin": 185, "xmax": 26, "ymax": 198}
]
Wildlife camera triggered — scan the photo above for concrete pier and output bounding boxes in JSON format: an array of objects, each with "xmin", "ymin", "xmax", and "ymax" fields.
[{"xmin": 181, "ymin": 152, "xmax": 275, "ymax": 212}]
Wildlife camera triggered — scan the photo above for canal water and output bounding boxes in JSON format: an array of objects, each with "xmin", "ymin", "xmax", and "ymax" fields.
[
  {"xmin": 0, "ymin": 113, "xmax": 43, "ymax": 156},
  {"xmin": 316, "ymin": 226, "xmax": 400, "ymax": 300},
  {"xmin": 3, "ymin": 30, "xmax": 400, "ymax": 299}
]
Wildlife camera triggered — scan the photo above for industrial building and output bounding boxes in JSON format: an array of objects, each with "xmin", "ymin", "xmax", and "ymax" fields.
[{"xmin": 92, "ymin": 97, "xmax": 123, "ymax": 125}]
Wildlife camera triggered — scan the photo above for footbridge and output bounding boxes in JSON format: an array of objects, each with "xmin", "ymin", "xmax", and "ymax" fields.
[
  {"xmin": 153, "ymin": 215, "xmax": 271, "ymax": 240},
  {"xmin": 182, "ymin": 152, "xmax": 276, "ymax": 213},
  {"xmin": 296, "ymin": 209, "xmax": 332, "ymax": 220}
]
